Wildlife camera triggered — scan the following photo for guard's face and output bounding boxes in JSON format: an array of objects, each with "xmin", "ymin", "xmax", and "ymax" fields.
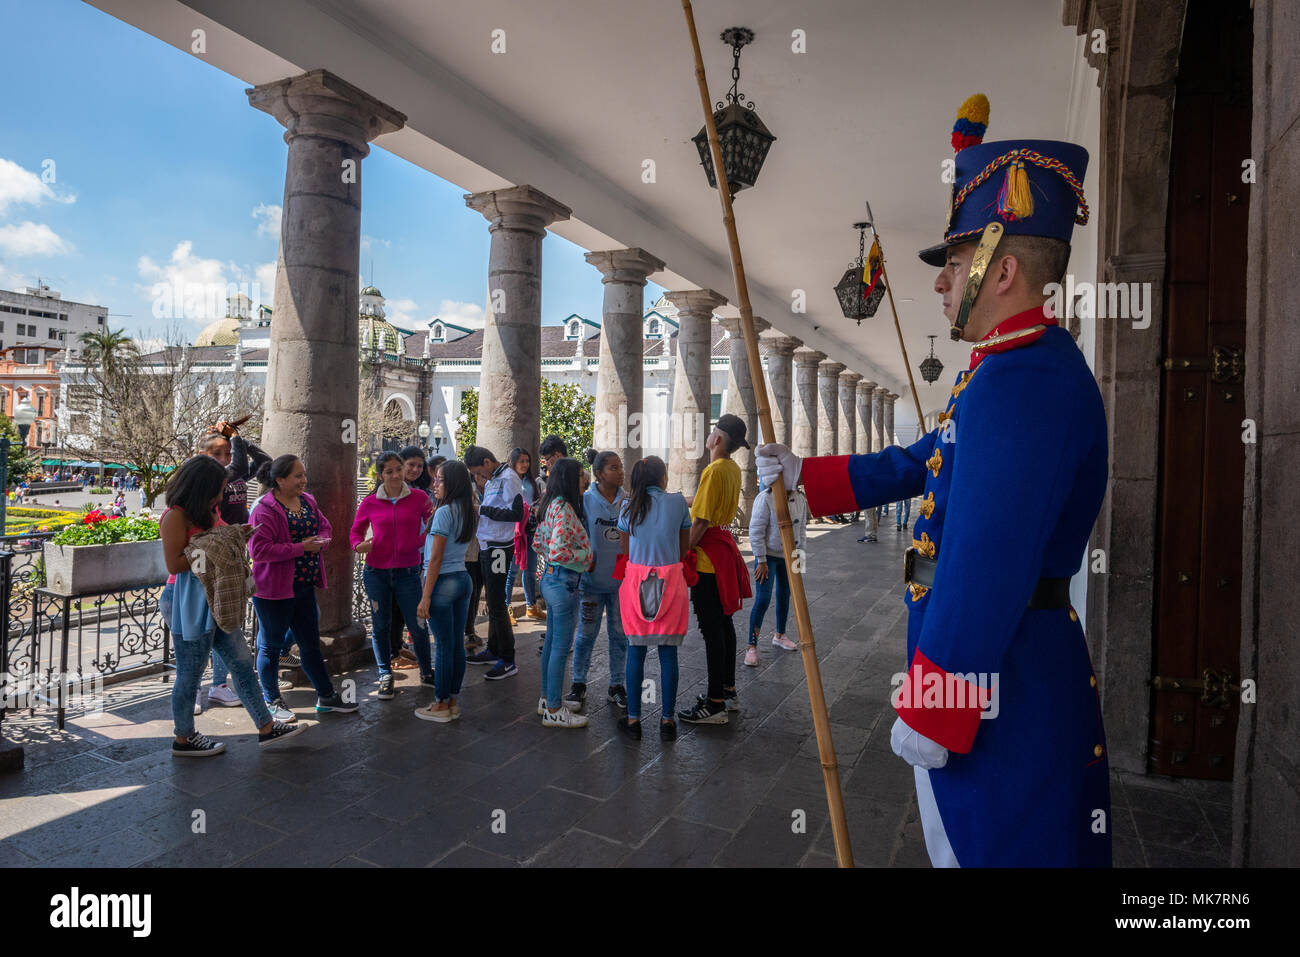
[{"xmin": 935, "ymin": 242, "xmax": 976, "ymax": 332}]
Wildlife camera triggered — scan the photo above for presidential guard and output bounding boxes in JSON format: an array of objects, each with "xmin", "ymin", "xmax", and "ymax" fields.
[{"xmin": 757, "ymin": 95, "xmax": 1111, "ymax": 867}]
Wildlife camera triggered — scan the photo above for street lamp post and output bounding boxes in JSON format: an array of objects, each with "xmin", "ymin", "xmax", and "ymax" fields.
[
  {"xmin": 432, "ymin": 422, "xmax": 444, "ymax": 456},
  {"xmin": 418, "ymin": 420, "xmax": 430, "ymax": 457}
]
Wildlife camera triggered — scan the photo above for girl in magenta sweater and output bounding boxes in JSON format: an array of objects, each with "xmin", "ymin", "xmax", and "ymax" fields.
[{"xmin": 350, "ymin": 451, "xmax": 436, "ymax": 700}]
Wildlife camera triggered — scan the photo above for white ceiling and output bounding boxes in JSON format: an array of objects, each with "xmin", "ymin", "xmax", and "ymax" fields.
[{"xmin": 89, "ymin": 0, "xmax": 1095, "ymax": 427}]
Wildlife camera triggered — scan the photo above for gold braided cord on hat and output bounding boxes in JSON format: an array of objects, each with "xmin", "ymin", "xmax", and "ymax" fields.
[{"xmin": 949, "ymin": 149, "xmax": 1090, "ymax": 234}]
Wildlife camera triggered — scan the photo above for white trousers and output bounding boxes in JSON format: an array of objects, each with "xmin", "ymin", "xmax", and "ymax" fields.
[{"xmin": 914, "ymin": 766, "xmax": 960, "ymax": 868}]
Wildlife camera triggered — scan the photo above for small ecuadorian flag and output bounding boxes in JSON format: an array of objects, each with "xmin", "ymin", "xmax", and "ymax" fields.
[{"xmin": 862, "ymin": 238, "xmax": 883, "ymax": 297}]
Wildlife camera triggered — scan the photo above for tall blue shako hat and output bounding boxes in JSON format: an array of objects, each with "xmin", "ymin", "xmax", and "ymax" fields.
[{"xmin": 917, "ymin": 94, "xmax": 1090, "ymax": 340}]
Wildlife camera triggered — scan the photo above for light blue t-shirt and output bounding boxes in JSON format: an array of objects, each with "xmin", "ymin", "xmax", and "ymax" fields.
[
  {"xmin": 582, "ymin": 484, "xmax": 627, "ymax": 593},
  {"xmin": 429, "ymin": 501, "xmax": 472, "ymax": 569},
  {"xmin": 618, "ymin": 486, "xmax": 692, "ymax": 568}
]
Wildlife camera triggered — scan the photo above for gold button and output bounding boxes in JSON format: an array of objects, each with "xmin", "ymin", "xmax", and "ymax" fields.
[
  {"xmin": 1090, "ymin": 676, "xmax": 1097, "ymax": 688},
  {"xmin": 1093, "ymin": 745, "xmax": 1103, "ymax": 758},
  {"xmin": 1068, "ymin": 608, "xmax": 1079, "ymax": 622}
]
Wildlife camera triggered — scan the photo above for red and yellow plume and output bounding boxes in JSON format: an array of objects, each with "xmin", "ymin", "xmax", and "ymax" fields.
[{"xmin": 951, "ymin": 94, "xmax": 989, "ymax": 152}]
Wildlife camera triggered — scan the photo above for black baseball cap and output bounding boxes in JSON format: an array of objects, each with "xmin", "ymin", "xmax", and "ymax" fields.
[{"xmin": 715, "ymin": 413, "xmax": 750, "ymax": 450}]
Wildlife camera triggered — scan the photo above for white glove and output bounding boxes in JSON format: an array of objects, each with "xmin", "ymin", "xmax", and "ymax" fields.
[
  {"xmin": 756, "ymin": 443, "xmax": 801, "ymax": 490},
  {"xmin": 890, "ymin": 716, "xmax": 949, "ymax": 770}
]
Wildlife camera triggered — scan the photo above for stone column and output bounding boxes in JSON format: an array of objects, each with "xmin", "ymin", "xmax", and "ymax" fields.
[
  {"xmin": 838, "ymin": 371, "xmax": 862, "ymax": 455},
  {"xmin": 857, "ymin": 379, "xmax": 878, "ymax": 454},
  {"xmin": 817, "ymin": 360, "xmax": 845, "ymax": 456},
  {"xmin": 884, "ymin": 392, "xmax": 898, "ymax": 447},
  {"xmin": 464, "ymin": 185, "xmax": 572, "ymax": 464},
  {"xmin": 872, "ymin": 386, "xmax": 888, "ymax": 453},
  {"xmin": 247, "ymin": 70, "xmax": 404, "ymax": 649},
  {"xmin": 585, "ymin": 248, "xmax": 665, "ymax": 478},
  {"xmin": 665, "ymin": 288, "xmax": 726, "ymax": 498},
  {"xmin": 721, "ymin": 315, "xmax": 769, "ymax": 522},
  {"xmin": 766, "ymin": 335, "xmax": 800, "ymax": 449},
  {"xmin": 792, "ymin": 349, "xmax": 825, "ymax": 458}
]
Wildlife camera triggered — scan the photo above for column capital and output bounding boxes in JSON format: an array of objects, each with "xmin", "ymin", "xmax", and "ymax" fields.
[
  {"xmin": 885, "ymin": 391, "xmax": 900, "ymax": 401},
  {"xmin": 247, "ymin": 69, "xmax": 406, "ymax": 153},
  {"xmin": 872, "ymin": 385, "xmax": 889, "ymax": 397},
  {"xmin": 584, "ymin": 247, "xmax": 665, "ymax": 286},
  {"xmin": 766, "ymin": 335, "xmax": 802, "ymax": 356},
  {"xmin": 662, "ymin": 288, "xmax": 727, "ymax": 318},
  {"xmin": 818, "ymin": 359, "xmax": 846, "ymax": 377},
  {"xmin": 858, "ymin": 378, "xmax": 878, "ymax": 394},
  {"xmin": 839, "ymin": 370, "xmax": 863, "ymax": 385},
  {"xmin": 794, "ymin": 348, "xmax": 826, "ymax": 368},
  {"xmin": 464, "ymin": 184, "xmax": 571, "ymax": 235}
]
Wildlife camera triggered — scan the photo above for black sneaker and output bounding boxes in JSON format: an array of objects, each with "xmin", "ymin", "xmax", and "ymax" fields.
[
  {"xmin": 467, "ymin": 649, "xmax": 496, "ymax": 665},
  {"xmin": 607, "ymin": 685, "xmax": 628, "ymax": 711},
  {"xmin": 377, "ymin": 674, "xmax": 395, "ymax": 700},
  {"xmin": 660, "ymin": 719, "xmax": 678, "ymax": 741},
  {"xmin": 172, "ymin": 731, "xmax": 226, "ymax": 758},
  {"xmin": 678, "ymin": 697, "xmax": 727, "ymax": 724},
  {"xmin": 485, "ymin": 661, "xmax": 517, "ymax": 681},
  {"xmin": 420, "ymin": 672, "xmax": 437, "ymax": 688},
  {"xmin": 617, "ymin": 717, "xmax": 641, "ymax": 741},
  {"xmin": 259, "ymin": 721, "xmax": 308, "ymax": 747},
  {"xmin": 564, "ymin": 683, "xmax": 587, "ymax": 712},
  {"xmin": 315, "ymin": 693, "xmax": 358, "ymax": 714}
]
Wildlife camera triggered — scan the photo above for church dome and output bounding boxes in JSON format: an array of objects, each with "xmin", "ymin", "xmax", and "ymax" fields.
[
  {"xmin": 360, "ymin": 285, "xmax": 383, "ymax": 298},
  {"xmin": 195, "ymin": 316, "xmax": 241, "ymax": 346},
  {"xmin": 360, "ymin": 315, "xmax": 403, "ymax": 354}
]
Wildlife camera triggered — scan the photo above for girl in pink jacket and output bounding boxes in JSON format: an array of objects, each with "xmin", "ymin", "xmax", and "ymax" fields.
[{"xmin": 350, "ymin": 452, "xmax": 436, "ymax": 701}]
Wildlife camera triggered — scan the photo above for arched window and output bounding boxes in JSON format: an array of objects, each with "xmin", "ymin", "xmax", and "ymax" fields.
[
  {"xmin": 567, "ymin": 320, "xmax": 580, "ymax": 340},
  {"xmin": 647, "ymin": 318, "xmax": 661, "ymax": 337},
  {"xmin": 431, "ymin": 323, "xmax": 444, "ymax": 342}
]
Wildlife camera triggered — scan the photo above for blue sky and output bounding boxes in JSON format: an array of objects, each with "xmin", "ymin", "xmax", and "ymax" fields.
[{"xmin": 0, "ymin": 0, "xmax": 662, "ymax": 342}]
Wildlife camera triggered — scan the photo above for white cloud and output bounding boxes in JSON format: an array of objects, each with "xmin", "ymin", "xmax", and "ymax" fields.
[
  {"xmin": 386, "ymin": 297, "xmax": 419, "ymax": 327},
  {"xmin": 255, "ymin": 262, "xmax": 276, "ymax": 305},
  {"xmin": 0, "ymin": 220, "xmax": 72, "ymax": 256},
  {"xmin": 360, "ymin": 234, "xmax": 391, "ymax": 251},
  {"xmin": 252, "ymin": 203, "xmax": 281, "ymax": 241},
  {"xmin": 136, "ymin": 240, "xmax": 266, "ymax": 324},
  {"xmin": 434, "ymin": 299, "xmax": 485, "ymax": 329},
  {"xmin": 0, "ymin": 158, "xmax": 76, "ymax": 213}
]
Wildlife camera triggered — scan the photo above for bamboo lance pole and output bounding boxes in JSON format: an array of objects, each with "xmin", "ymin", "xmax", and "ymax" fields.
[
  {"xmin": 869, "ymin": 220, "xmax": 927, "ymax": 427},
  {"xmin": 680, "ymin": 0, "xmax": 853, "ymax": 868}
]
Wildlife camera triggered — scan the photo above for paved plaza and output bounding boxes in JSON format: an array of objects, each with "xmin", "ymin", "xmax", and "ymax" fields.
[{"xmin": 0, "ymin": 522, "xmax": 1230, "ymax": 868}]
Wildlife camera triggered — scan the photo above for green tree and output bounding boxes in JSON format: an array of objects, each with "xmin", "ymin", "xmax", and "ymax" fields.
[
  {"xmin": 0, "ymin": 412, "xmax": 37, "ymax": 484},
  {"xmin": 78, "ymin": 328, "xmax": 138, "ymax": 374},
  {"xmin": 456, "ymin": 381, "xmax": 593, "ymax": 457}
]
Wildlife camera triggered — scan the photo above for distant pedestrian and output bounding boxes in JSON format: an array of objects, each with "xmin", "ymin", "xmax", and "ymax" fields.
[
  {"xmin": 464, "ymin": 446, "xmax": 523, "ymax": 681},
  {"xmin": 746, "ymin": 477, "xmax": 807, "ymax": 665}
]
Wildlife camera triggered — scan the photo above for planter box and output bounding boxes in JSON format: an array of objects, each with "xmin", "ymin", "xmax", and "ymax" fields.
[{"xmin": 43, "ymin": 539, "xmax": 168, "ymax": 596}]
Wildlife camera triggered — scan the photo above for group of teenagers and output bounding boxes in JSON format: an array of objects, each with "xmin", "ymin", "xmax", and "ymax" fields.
[{"xmin": 159, "ymin": 409, "xmax": 805, "ymax": 756}]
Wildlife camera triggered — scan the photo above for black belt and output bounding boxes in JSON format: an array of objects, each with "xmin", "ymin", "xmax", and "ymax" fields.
[{"xmin": 904, "ymin": 550, "xmax": 1072, "ymax": 609}]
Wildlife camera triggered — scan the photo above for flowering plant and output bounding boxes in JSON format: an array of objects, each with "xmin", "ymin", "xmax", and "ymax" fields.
[
  {"xmin": 82, "ymin": 510, "xmax": 109, "ymax": 525},
  {"xmin": 51, "ymin": 515, "xmax": 160, "ymax": 546}
]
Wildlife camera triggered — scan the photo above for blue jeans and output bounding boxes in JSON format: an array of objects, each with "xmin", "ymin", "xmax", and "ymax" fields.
[
  {"xmin": 364, "ymin": 565, "xmax": 432, "ymax": 678},
  {"xmin": 170, "ymin": 624, "xmax": 271, "ymax": 737},
  {"xmin": 538, "ymin": 564, "xmax": 582, "ymax": 709},
  {"xmin": 253, "ymin": 583, "xmax": 334, "ymax": 702},
  {"xmin": 428, "ymin": 570, "xmax": 472, "ymax": 701},
  {"xmin": 896, "ymin": 498, "xmax": 911, "ymax": 526},
  {"xmin": 504, "ymin": 532, "xmax": 538, "ymax": 606},
  {"xmin": 572, "ymin": 588, "xmax": 627, "ymax": 689},
  {"xmin": 210, "ymin": 649, "xmax": 228, "ymax": 687},
  {"xmin": 626, "ymin": 644, "xmax": 678, "ymax": 722},
  {"xmin": 748, "ymin": 554, "xmax": 790, "ymax": 642}
]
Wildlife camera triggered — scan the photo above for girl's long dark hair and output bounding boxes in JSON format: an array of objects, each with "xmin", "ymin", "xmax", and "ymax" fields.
[
  {"xmin": 508, "ymin": 447, "xmax": 535, "ymax": 484},
  {"xmin": 165, "ymin": 455, "xmax": 227, "ymax": 530},
  {"xmin": 536, "ymin": 457, "xmax": 585, "ymax": 528},
  {"xmin": 623, "ymin": 455, "xmax": 667, "ymax": 534},
  {"xmin": 400, "ymin": 445, "xmax": 431, "ymax": 492},
  {"xmin": 372, "ymin": 451, "xmax": 403, "ymax": 493},
  {"xmin": 436, "ymin": 460, "xmax": 478, "ymax": 545},
  {"xmin": 587, "ymin": 448, "xmax": 618, "ymax": 477}
]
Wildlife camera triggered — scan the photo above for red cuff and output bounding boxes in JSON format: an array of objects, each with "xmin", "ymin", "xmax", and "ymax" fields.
[
  {"xmin": 681, "ymin": 551, "xmax": 699, "ymax": 587},
  {"xmin": 892, "ymin": 649, "xmax": 987, "ymax": 754},
  {"xmin": 613, "ymin": 553, "xmax": 629, "ymax": 580},
  {"xmin": 801, "ymin": 455, "xmax": 857, "ymax": 517}
]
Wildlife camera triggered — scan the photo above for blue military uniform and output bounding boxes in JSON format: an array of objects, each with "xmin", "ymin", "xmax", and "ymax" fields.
[{"xmin": 799, "ymin": 96, "xmax": 1111, "ymax": 866}]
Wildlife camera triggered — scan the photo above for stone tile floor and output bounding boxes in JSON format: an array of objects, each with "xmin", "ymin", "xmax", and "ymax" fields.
[{"xmin": 0, "ymin": 519, "xmax": 1232, "ymax": 867}]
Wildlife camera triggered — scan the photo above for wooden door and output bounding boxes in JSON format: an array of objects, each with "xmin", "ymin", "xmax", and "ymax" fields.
[{"xmin": 1149, "ymin": 0, "xmax": 1251, "ymax": 779}]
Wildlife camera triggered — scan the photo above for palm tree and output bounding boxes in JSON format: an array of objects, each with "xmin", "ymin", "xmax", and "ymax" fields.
[{"xmin": 77, "ymin": 328, "xmax": 138, "ymax": 374}]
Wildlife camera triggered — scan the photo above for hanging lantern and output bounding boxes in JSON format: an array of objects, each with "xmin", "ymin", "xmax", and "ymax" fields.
[
  {"xmin": 920, "ymin": 335, "xmax": 945, "ymax": 385},
  {"xmin": 834, "ymin": 222, "xmax": 886, "ymax": 324},
  {"xmin": 692, "ymin": 27, "xmax": 776, "ymax": 197}
]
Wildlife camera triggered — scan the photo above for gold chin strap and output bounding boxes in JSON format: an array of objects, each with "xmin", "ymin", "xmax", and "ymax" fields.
[{"xmin": 951, "ymin": 222, "xmax": 1004, "ymax": 341}]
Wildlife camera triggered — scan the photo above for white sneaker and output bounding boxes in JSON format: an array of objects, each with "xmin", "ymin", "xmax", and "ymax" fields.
[
  {"xmin": 267, "ymin": 699, "xmax": 298, "ymax": 723},
  {"xmin": 771, "ymin": 634, "xmax": 798, "ymax": 652},
  {"xmin": 542, "ymin": 706, "xmax": 588, "ymax": 729},
  {"xmin": 207, "ymin": 683, "xmax": 242, "ymax": 707},
  {"xmin": 537, "ymin": 696, "xmax": 546, "ymax": 716}
]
